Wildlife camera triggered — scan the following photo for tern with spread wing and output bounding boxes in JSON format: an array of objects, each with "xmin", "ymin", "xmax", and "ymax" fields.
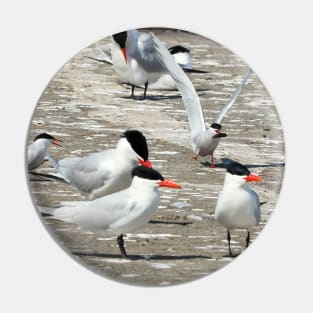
[
  {"xmin": 149, "ymin": 33, "xmax": 252, "ymax": 167},
  {"xmin": 111, "ymin": 29, "xmax": 208, "ymax": 99},
  {"xmin": 27, "ymin": 133, "xmax": 63, "ymax": 171},
  {"xmin": 215, "ymin": 161, "xmax": 262, "ymax": 256},
  {"xmin": 48, "ymin": 130, "xmax": 152, "ymax": 200},
  {"xmin": 39, "ymin": 166, "xmax": 181, "ymax": 258}
]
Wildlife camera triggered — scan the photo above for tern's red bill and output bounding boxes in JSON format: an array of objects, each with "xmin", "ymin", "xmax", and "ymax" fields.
[
  {"xmin": 138, "ymin": 158, "xmax": 152, "ymax": 168},
  {"xmin": 52, "ymin": 138, "xmax": 63, "ymax": 147},
  {"xmin": 245, "ymin": 173, "xmax": 262, "ymax": 182},
  {"xmin": 159, "ymin": 178, "xmax": 181, "ymax": 189}
]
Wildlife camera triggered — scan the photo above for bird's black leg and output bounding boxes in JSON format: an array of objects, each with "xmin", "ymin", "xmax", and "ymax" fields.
[
  {"xmin": 143, "ymin": 81, "xmax": 148, "ymax": 99},
  {"xmin": 130, "ymin": 85, "xmax": 135, "ymax": 98},
  {"xmin": 227, "ymin": 229, "xmax": 233, "ymax": 256},
  {"xmin": 117, "ymin": 234, "xmax": 128, "ymax": 258},
  {"xmin": 245, "ymin": 230, "xmax": 250, "ymax": 248}
]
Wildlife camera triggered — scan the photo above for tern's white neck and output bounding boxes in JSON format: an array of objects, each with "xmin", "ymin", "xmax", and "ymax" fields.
[
  {"xmin": 130, "ymin": 176, "xmax": 159, "ymax": 192},
  {"xmin": 34, "ymin": 138, "xmax": 51, "ymax": 150},
  {"xmin": 223, "ymin": 172, "xmax": 248, "ymax": 189},
  {"xmin": 192, "ymin": 128, "xmax": 220, "ymax": 156},
  {"xmin": 128, "ymin": 176, "xmax": 160, "ymax": 208}
]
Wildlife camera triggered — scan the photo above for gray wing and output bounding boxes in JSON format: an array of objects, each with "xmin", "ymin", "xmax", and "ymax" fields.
[
  {"xmin": 58, "ymin": 150, "xmax": 114, "ymax": 193},
  {"xmin": 151, "ymin": 33, "xmax": 206, "ymax": 146},
  {"xmin": 27, "ymin": 143, "xmax": 37, "ymax": 168},
  {"xmin": 27, "ymin": 142, "xmax": 45, "ymax": 170},
  {"xmin": 214, "ymin": 68, "xmax": 252, "ymax": 124},
  {"xmin": 251, "ymin": 189, "xmax": 261, "ymax": 224},
  {"xmin": 135, "ymin": 31, "xmax": 167, "ymax": 72},
  {"xmin": 52, "ymin": 189, "xmax": 135, "ymax": 232}
]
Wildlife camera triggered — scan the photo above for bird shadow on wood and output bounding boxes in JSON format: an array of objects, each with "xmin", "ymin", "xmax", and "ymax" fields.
[
  {"xmin": 145, "ymin": 94, "xmax": 182, "ymax": 100},
  {"xmin": 118, "ymin": 94, "xmax": 182, "ymax": 101},
  {"xmin": 200, "ymin": 161, "xmax": 226, "ymax": 168},
  {"xmin": 149, "ymin": 220, "xmax": 193, "ymax": 226},
  {"xmin": 222, "ymin": 252, "xmax": 240, "ymax": 258},
  {"xmin": 200, "ymin": 158, "xmax": 285, "ymax": 170},
  {"xmin": 72, "ymin": 252, "xmax": 212, "ymax": 260},
  {"xmin": 244, "ymin": 162, "xmax": 285, "ymax": 169},
  {"xmin": 117, "ymin": 89, "xmax": 209, "ymax": 101},
  {"xmin": 144, "ymin": 89, "xmax": 210, "ymax": 101},
  {"xmin": 28, "ymin": 171, "xmax": 68, "ymax": 183}
]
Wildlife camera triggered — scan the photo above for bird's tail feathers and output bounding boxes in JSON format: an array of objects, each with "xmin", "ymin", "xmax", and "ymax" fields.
[
  {"xmin": 184, "ymin": 68, "xmax": 209, "ymax": 74},
  {"xmin": 37, "ymin": 204, "xmax": 61, "ymax": 216},
  {"xmin": 38, "ymin": 202, "xmax": 82, "ymax": 222},
  {"xmin": 46, "ymin": 154, "xmax": 69, "ymax": 182},
  {"xmin": 94, "ymin": 42, "xmax": 113, "ymax": 65},
  {"xmin": 47, "ymin": 154, "xmax": 59, "ymax": 170}
]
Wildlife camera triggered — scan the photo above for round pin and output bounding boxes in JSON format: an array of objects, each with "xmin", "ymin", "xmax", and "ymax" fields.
[{"xmin": 26, "ymin": 27, "xmax": 285, "ymax": 286}]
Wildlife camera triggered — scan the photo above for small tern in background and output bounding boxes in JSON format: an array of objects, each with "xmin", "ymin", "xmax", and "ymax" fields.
[{"xmin": 27, "ymin": 133, "xmax": 63, "ymax": 171}]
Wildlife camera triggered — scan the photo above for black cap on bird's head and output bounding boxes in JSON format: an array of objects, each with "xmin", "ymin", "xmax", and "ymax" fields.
[
  {"xmin": 113, "ymin": 31, "xmax": 127, "ymax": 62},
  {"xmin": 226, "ymin": 161, "xmax": 261, "ymax": 182},
  {"xmin": 210, "ymin": 123, "xmax": 227, "ymax": 138},
  {"xmin": 112, "ymin": 31, "xmax": 127, "ymax": 48},
  {"xmin": 226, "ymin": 161, "xmax": 250, "ymax": 176},
  {"xmin": 168, "ymin": 45, "xmax": 190, "ymax": 55},
  {"xmin": 131, "ymin": 166, "xmax": 181, "ymax": 189},
  {"xmin": 210, "ymin": 123, "xmax": 222, "ymax": 130},
  {"xmin": 34, "ymin": 133, "xmax": 63, "ymax": 147},
  {"xmin": 132, "ymin": 166, "xmax": 164, "ymax": 181},
  {"xmin": 34, "ymin": 133, "xmax": 55, "ymax": 141},
  {"xmin": 121, "ymin": 130, "xmax": 152, "ymax": 168}
]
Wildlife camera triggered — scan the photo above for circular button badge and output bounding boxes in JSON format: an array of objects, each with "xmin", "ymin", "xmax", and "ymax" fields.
[{"xmin": 26, "ymin": 27, "xmax": 285, "ymax": 286}]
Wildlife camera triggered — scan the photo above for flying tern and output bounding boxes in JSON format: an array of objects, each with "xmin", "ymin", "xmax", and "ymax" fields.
[
  {"xmin": 215, "ymin": 161, "xmax": 262, "ymax": 256},
  {"xmin": 39, "ymin": 166, "xmax": 181, "ymax": 258},
  {"xmin": 149, "ymin": 33, "xmax": 252, "ymax": 167},
  {"xmin": 27, "ymin": 133, "xmax": 63, "ymax": 171},
  {"xmin": 48, "ymin": 130, "xmax": 152, "ymax": 200}
]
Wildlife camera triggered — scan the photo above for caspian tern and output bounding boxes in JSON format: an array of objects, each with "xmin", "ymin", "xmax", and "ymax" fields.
[
  {"xmin": 39, "ymin": 166, "xmax": 181, "ymax": 258},
  {"xmin": 148, "ymin": 33, "xmax": 252, "ymax": 167},
  {"xmin": 214, "ymin": 161, "xmax": 262, "ymax": 256},
  {"xmin": 27, "ymin": 133, "xmax": 63, "ymax": 171},
  {"xmin": 111, "ymin": 29, "xmax": 208, "ymax": 99},
  {"xmin": 48, "ymin": 130, "xmax": 152, "ymax": 200}
]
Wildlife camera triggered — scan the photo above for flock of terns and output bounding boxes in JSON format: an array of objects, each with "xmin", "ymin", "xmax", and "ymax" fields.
[{"xmin": 27, "ymin": 29, "xmax": 263, "ymax": 259}]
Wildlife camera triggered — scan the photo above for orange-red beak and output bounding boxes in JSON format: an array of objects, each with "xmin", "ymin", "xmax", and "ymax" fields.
[
  {"xmin": 52, "ymin": 138, "xmax": 63, "ymax": 147},
  {"xmin": 138, "ymin": 158, "xmax": 152, "ymax": 168},
  {"xmin": 245, "ymin": 173, "xmax": 262, "ymax": 182},
  {"xmin": 121, "ymin": 47, "xmax": 127, "ymax": 63},
  {"xmin": 158, "ymin": 178, "xmax": 181, "ymax": 189}
]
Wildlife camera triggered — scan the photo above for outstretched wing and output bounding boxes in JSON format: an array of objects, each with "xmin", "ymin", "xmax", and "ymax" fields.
[
  {"xmin": 151, "ymin": 33, "xmax": 206, "ymax": 144},
  {"xmin": 214, "ymin": 68, "xmax": 252, "ymax": 124}
]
